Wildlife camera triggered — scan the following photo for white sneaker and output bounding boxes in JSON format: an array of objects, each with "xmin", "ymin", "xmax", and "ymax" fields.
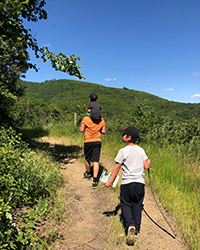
[
  {"xmin": 127, "ymin": 225, "xmax": 135, "ymax": 245},
  {"xmin": 134, "ymin": 230, "xmax": 140, "ymax": 238}
]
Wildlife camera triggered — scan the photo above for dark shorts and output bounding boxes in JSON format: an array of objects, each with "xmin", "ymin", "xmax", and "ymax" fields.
[{"xmin": 84, "ymin": 141, "xmax": 102, "ymax": 163}]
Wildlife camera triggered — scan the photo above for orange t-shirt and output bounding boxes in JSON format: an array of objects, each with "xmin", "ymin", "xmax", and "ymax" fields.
[{"xmin": 81, "ymin": 116, "xmax": 105, "ymax": 143}]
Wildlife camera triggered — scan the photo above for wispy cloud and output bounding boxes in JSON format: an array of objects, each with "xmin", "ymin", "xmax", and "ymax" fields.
[
  {"xmin": 192, "ymin": 72, "xmax": 200, "ymax": 77},
  {"xmin": 105, "ymin": 78, "xmax": 117, "ymax": 81},
  {"xmin": 43, "ymin": 43, "xmax": 51, "ymax": 47},
  {"xmin": 191, "ymin": 93, "xmax": 200, "ymax": 98},
  {"xmin": 147, "ymin": 79, "xmax": 151, "ymax": 81},
  {"xmin": 163, "ymin": 88, "xmax": 174, "ymax": 91}
]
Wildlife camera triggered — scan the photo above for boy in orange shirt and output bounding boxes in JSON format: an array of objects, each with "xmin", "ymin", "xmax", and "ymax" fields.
[{"xmin": 80, "ymin": 114, "xmax": 106, "ymax": 189}]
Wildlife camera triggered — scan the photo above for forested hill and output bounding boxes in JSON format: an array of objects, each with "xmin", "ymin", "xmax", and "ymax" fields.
[{"xmin": 21, "ymin": 79, "xmax": 200, "ymax": 121}]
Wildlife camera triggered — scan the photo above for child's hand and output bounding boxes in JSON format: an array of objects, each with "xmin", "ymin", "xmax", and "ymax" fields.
[
  {"xmin": 105, "ymin": 180, "xmax": 112, "ymax": 187},
  {"xmin": 147, "ymin": 159, "xmax": 151, "ymax": 166}
]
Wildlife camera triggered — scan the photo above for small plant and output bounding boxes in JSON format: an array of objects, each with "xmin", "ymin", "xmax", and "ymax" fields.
[{"xmin": 0, "ymin": 127, "xmax": 64, "ymax": 249}]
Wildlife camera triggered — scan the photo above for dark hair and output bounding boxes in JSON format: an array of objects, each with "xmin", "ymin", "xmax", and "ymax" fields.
[
  {"xmin": 90, "ymin": 97, "xmax": 97, "ymax": 101},
  {"xmin": 89, "ymin": 93, "xmax": 98, "ymax": 101},
  {"xmin": 130, "ymin": 137, "xmax": 137, "ymax": 143},
  {"xmin": 123, "ymin": 133, "xmax": 137, "ymax": 143}
]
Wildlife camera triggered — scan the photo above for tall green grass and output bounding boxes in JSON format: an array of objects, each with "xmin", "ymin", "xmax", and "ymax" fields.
[
  {"xmin": 102, "ymin": 135, "xmax": 199, "ymax": 249},
  {"xmin": 42, "ymin": 121, "xmax": 200, "ymax": 249},
  {"xmin": 102, "ymin": 140, "xmax": 200, "ymax": 249},
  {"xmin": 45, "ymin": 121, "xmax": 83, "ymax": 145},
  {"xmin": 143, "ymin": 143, "xmax": 200, "ymax": 250}
]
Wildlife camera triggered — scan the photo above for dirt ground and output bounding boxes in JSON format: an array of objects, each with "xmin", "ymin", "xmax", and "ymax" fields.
[{"xmin": 39, "ymin": 137, "xmax": 190, "ymax": 250}]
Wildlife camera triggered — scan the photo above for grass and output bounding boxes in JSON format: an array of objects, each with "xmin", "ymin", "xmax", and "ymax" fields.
[
  {"xmin": 102, "ymin": 141, "xmax": 200, "ymax": 249},
  {"xmin": 99, "ymin": 186, "xmax": 126, "ymax": 250},
  {"xmin": 144, "ymin": 143, "xmax": 200, "ymax": 250},
  {"xmin": 24, "ymin": 123, "xmax": 200, "ymax": 250}
]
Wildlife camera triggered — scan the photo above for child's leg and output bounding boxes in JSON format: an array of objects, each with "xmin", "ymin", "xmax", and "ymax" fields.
[
  {"xmin": 132, "ymin": 183, "xmax": 145, "ymax": 232},
  {"xmin": 120, "ymin": 184, "xmax": 135, "ymax": 228},
  {"xmin": 85, "ymin": 160, "xmax": 91, "ymax": 172},
  {"xmin": 93, "ymin": 162, "xmax": 99, "ymax": 178},
  {"xmin": 84, "ymin": 143, "xmax": 91, "ymax": 173}
]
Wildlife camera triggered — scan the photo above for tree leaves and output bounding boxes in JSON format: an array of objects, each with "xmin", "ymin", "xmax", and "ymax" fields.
[
  {"xmin": 0, "ymin": 0, "xmax": 84, "ymax": 125},
  {"xmin": 41, "ymin": 47, "xmax": 85, "ymax": 79}
]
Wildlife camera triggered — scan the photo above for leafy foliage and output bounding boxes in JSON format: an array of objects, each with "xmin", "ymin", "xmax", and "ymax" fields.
[
  {"xmin": 0, "ymin": 0, "xmax": 84, "ymax": 125},
  {"xmin": 0, "ymin": 127, "xmax": 63, "ymax": 249},
  {"xmin": 11, "ymin": 98, "xmax": 65, "ymax": 127},
  {"xmin": 12, "ymin": 79, "xmax": 199, "ymax": 148},
  {"xmin": 20, "ymin": 79, "xmax": 200, "ymax": 123},
  {"xmin": 0, "ymin": 78, "xmax": 199, "ymax": 249}
]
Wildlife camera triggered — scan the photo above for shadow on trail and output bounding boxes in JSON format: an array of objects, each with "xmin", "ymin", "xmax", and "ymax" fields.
[
  {"xmin": 19, "ymin": 127, "xmax": 49, "ymax": 139},
  {"xmin": 84, "ymin": 163, "xmax": 108, "ymax": 180},
  {"xmin": 102, "ymin": 204, "xmax": 121, "ymax": 216},
  {"xmin": 19, "ymin": 127, "xmax": 111, "ymax": 173},
  {"xmin": 102, "ymin": 202, "xmax": 126, "ymax": 233},
  {"xmin": 34, "ymin": 140, "xmax": 82, "ymax": 163},
  {"xmin": 18, "ymin": 127, "xmax": 82, "ymax": 163}
]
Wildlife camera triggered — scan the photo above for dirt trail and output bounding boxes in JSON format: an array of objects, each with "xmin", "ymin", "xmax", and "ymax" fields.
[{"xmin": 39, "ymin": 137, "xmax": 190, "ymax": 250}]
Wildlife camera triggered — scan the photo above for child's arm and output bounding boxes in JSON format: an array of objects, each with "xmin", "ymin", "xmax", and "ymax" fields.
[
  {"xmin": 100, "ymin": 125, "xmax": 106, "ymax": 134},
  {"xmin": 144, "ymin": 159, "xmax": 151, "ymax": 170},
  {"xmin": 79, "ymin": 123, "xmax": 86, "ymax": 133},
  {"xmin": 105, "ymin": 163, "xmax": 121, "ymax": 187}
]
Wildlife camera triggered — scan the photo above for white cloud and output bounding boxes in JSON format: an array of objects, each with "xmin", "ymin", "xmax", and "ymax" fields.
[
  {"xmin": 105, "ymin": 78, "xmax": 117, "ymax": 81},
  {"xmin": 43, "ymin": 43, "xmax": 51, "ymax": 47},
  {"xmin": 147, "ymin": 79, "xmax": 151, "ymax": 81},
  {"xmin": 191, "ymin": 93, "xmax": 200, "ymax": 98},
  {"xmin": 192, "ymin": 72, "xmax": 200, "ymax": 77},
  {"xmin": 131, "ymin": 78, "xmax": 134, "ymax": 80},
  {"xmin": 163, "ymin": 88, "xmax": 174, "ymax": 91}
]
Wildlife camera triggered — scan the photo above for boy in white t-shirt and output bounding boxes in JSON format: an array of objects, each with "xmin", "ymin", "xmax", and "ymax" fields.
[{"xmin": 105, "ymin": 126, "xmax": 151, "ymax": 245}]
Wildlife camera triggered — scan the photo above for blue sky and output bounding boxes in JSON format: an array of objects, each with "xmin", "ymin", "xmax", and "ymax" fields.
[{"xmin": 24, "ymin": 0, "xmax": 200, "ymax": 103}]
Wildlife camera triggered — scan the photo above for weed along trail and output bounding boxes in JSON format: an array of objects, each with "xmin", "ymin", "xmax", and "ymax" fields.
[{"xmin": 39, "ymin": 137, "xmax": 189, "ymax": 250}]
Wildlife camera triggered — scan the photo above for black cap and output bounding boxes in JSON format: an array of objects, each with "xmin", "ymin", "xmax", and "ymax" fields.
[
  {"xmin": 89, "ymin": 92, "xmax": 98, "ymax": 100},
  {"xmin": 119, "ymin": 126, "xmax": 139, "ymax": 139}
]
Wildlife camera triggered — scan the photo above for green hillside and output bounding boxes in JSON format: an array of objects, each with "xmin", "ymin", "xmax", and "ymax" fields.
[
  {"xmin": 1, "ymin": 79, "xmax": 199, "ymax": 250},
  {"xmin": 21, "ymin": 79, "xmax": 200, "ymax": 121}
]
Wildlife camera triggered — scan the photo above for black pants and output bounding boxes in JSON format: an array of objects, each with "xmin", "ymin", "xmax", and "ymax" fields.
[{"xmin": 120, "ymin": 182, "xmax": 144, "ymax": 232}]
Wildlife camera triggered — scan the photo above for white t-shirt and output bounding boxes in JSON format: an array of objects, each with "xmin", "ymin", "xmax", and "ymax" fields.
[{"xmin": 114, "ymin": 145, "xmax": 148, "ymax": 185}]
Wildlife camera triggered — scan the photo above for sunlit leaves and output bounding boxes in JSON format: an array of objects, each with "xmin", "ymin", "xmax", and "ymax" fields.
[
  {"xmin": 42, "ymin": 47, "xmax": 85, "ymax": 79},
  {"xmin": 0, "ymin": 0, "xmax": 84, "ymax": 124}
]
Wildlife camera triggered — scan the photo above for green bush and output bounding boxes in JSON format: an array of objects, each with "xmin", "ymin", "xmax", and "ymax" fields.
[{"xmin": 0, "ymin": 127, "xmax": 63, "ymax": 249}]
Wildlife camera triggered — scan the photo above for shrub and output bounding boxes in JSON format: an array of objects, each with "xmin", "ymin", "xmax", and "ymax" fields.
[{"xmin": 0, "ymin": 127, "xmax": 63, "ymax": 249}]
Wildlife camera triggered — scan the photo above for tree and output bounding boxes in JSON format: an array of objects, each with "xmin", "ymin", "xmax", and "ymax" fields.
[{"xmin": 0, "ymin": 0, "xmax": 84, "ymax": 124}]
